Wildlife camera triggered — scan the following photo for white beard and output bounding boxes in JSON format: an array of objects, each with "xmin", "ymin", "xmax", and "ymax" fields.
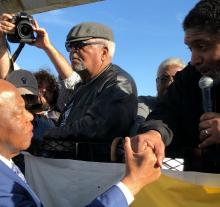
[{"xmin": 72, "ymin": 57, "xmax": 87, "ymax": 73}]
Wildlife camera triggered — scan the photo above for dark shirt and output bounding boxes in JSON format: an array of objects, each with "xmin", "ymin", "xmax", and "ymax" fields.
[{"xmin": 139, "ymin": 64, "xmax": 220, "ymax": 173}]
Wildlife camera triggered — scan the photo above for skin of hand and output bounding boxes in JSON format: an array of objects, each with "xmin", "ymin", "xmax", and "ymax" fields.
[
  {"xmin": 121, "ymin": 137, "xmax": 161, "ymax": 196},
  {"xmin": 32, "ymin": 20, "xmax": 52, "ymax": 50},
  {"xmin": 0, "ymin": 13, "xmax": 15, "ymax": 37},
  {"xmin": 130, "ymin": 130, "xmax": 165, "ymax": 167},
  {"xmin": 31, "ymin": 20, "xmax": 74, "ymax": 80},
  {"xmin": 199, "ymin": 112, "xmax": 220, "ymax": 148}
]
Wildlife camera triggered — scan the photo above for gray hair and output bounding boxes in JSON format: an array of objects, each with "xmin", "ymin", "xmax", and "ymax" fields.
[
  {"xmin": 157, "ymin": 57, "xmax": 186, "ymax": 76},
  {"xmin": 86, "ymin": 38, "xmax": 115, "ymax": 58}
]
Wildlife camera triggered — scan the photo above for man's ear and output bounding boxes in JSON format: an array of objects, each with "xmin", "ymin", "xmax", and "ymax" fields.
[{"xmin": 101, "ymin": 46, "xmax": 109, "ymax": 61}]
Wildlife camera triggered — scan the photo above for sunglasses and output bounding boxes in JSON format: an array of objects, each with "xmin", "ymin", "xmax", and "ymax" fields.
[
  {"xmin": 156, "ymin": 75, "xmax": 175, "ymax": 83},
  {"xmin": 65, "ymin": 41, "xmax": 104, "ymax": 52}
]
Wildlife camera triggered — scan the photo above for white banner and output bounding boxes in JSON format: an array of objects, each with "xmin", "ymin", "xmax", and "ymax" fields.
[
  {"xmin": 24, "ymin": 154, "xmax": 124, "ymax": 207},
  {"xmin": 24, "ymin": 154, "xmax": 220, "ymax": 207}
]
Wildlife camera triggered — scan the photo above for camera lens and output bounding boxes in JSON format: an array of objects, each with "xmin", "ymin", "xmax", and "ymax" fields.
[
  {"xmin": 17, "ymin": 21, "xmax": 33, "ymax": 38},
  {"xmin": 20, "ymin": 24, "xmax": 32, "ymax": 36}
]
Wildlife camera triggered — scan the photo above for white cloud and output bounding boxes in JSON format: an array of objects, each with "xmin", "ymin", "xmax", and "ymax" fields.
[{"xmin": 34, "ymin": 10, "xmax": 73, "ymax": 27}]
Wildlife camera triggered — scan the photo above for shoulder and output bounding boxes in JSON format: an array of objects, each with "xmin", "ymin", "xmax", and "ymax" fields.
[
  {"xmin": 174, "ymin": 64, "xmax": 201, "ymax": 85},
  {"xmin": 106, "ymin": 64, "xmax": 137, "ymax": 95},
  {"xmin": 138, "ymin": 96, "xmax": 157, "ymax": 105}
]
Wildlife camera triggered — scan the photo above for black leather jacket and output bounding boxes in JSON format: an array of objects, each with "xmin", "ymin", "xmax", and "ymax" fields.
[{"xmin": 41, "ymin": 64, "xmax": 137, "ymax": 161}]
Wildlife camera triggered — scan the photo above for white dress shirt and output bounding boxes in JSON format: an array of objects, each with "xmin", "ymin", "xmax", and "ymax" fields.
[
  {"xmin": 0, "ymin": 154, "xmax": 26, "ymax": 182},
  {"xmin": 116, "ymin": 181, "xmax": 134, "ymax": 205}
]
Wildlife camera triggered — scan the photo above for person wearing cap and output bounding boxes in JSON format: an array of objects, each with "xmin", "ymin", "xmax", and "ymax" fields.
[
  {"xmin": 28, "ymin": 21, "xmax": 137, "ymax": 161},
  {"xmin": 6, "ymin": 69, "xmax": 40, "ymax": 110},
  {"xmin": 0, "ymin": 13, "xmax": 81, "ymax": 112},
  {"xmin": 0, "ymin": 14, "xmax": 137, "ymax": 161}
]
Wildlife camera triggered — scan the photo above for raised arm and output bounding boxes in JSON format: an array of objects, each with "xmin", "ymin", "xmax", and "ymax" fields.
[
  {"xmin": 32, "ymin": 20, "xmax": 73, "ymax": 80},
  {"xmin": 0, "ymin": 13, "xmax": 15, "ymax": 79}
]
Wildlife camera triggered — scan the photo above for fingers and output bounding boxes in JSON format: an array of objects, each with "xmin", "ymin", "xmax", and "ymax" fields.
[
  {"xmin": 124, "ymin": 137, "xmax": 132, "ymax": 161},
  {"xmin": 199, "ymin": 119, "xmax": 211, "ymax": 130},
  {"xmin": 124, "ymin": 136, "xmax": 154, "ymax": 161},
  {"xmin": 130, "ymin": 135, "xmax": 154, "ymax": 153},
  {"xmin": 200, "ymin": 112, "xmax": 217, "ymax": 121},
  {"xmin": 0, "ymin": 13, "xmax": 15, "ymax": 35},
  {"xmin": 199, "ymin": 136, "xmax": 215, "ymax": 148},
  {"xmin": 199, "ymin": 128, "xmax": 211, "ymax": 141},
  {"xmin": 0, "ymin": 21, "xmax": 15, "ymax": 33},
  {"xmin": 0, "ymin": 13, "xmax": 13, "ymax": 21},
  {"xmin": 154, "ymin": 142, "xmax": 165, "ymax": 167},
  {"xmin": 32, "ymin": 19, "xmax": 39, "ymax": 29}
]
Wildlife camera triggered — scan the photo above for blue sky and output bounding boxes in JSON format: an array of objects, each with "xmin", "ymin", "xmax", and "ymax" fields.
[{"xmin": 11, "ymin": 0, "xmax": 198, "ymax": 96}]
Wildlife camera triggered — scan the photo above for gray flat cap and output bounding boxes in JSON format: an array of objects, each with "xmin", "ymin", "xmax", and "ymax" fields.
[{"xmin": 66, "ymin": 22, "xmax": 114, "ymax": 43}]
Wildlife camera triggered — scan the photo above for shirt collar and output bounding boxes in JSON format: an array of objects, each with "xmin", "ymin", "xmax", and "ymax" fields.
[{"xmin": 0, "ymin": 154, "xmax": 13, "ymax": 169}]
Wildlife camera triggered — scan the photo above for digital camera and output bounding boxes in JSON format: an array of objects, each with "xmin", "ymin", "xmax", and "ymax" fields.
[{"xmin": 7, "ymin": 12, "xmax": 36, "ymax": 43}]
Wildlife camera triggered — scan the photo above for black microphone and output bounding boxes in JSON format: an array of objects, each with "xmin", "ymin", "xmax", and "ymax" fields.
[{"xmin": 199, "ymin": 76, "xmax": 214, "ymax": 112}]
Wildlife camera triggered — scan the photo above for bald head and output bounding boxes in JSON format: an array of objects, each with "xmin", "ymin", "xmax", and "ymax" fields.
[
  {"xmin": 0, "ymin": 80, "xmax": 20, "ymax": 107},
  {"xmin": 156, "ymin": 58, "xmax": 185, "ymax": 97},
  {"xmin": 0, "ymin": 79, "xmax": 33, "ymax": 159},
  {"xmin": 0, "ymin": 79, "xmax": 18, "ymax": 93}
]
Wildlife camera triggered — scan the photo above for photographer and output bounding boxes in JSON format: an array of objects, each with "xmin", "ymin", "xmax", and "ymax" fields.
[{"xmin": 0, "ymin": 13, "xmax": 81, "ymax": 110}]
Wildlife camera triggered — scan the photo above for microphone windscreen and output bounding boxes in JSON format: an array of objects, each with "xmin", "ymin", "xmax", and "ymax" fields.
[{"xmin": 199, "ymin": 76, "xmax": 213, "ymax": 89}]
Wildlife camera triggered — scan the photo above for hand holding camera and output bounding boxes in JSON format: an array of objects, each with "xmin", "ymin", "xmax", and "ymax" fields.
[
  {"xmin": 6, "ymin": 12, "xmax": 36, "ymax": 43},
  {"xmin": 0, "ymin": 13, "xmax": 15, "ymax": 37}
]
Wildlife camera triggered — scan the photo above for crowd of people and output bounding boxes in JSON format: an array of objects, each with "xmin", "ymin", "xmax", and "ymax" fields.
[{"xmin": 0, "ymin": 0, "xmax": 220, "ymax": 206}]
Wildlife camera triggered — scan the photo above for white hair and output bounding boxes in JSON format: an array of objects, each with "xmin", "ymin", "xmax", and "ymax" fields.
[
  {"xmin": 86, "ymin": 38, "xmax": 115, "ymax": 58},
  {"xmin": 157, "ymin": 57, "xmax": 186, "ymax": 76}
]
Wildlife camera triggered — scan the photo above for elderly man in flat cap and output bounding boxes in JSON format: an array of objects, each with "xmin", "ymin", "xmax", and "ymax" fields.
[
  {"xmin": 41, "ymin": 22, "xmax": 137, "ymax": 161},
  {"xmin": 0, "ymin": 14, "xmax": 137, "ymax": 161},
  {"xmin": 29, "ymin": 21, "xmax": 137, "ymax": 161}
]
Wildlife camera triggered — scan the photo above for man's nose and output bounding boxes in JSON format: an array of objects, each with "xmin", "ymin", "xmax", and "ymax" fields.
[
  {"xmin": 26, "ymin": 110, "xmax": 34, "ymax": 122},
  {"xmin": 190, "ymin": 50, "xmax": 202, "ymax": 67},
  {"xmin": 69, "ymin": 50, "xmax": 78, "ymax": 61}
]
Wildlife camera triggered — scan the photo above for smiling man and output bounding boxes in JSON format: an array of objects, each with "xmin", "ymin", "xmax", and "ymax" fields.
[{"xmin": 133, "ymin": 0, "xmax": 220, "ymax": 173}]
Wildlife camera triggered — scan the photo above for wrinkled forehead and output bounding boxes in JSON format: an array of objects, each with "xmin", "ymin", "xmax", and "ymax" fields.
[
  {"xmin": 158, "ymin": 65, "xmax": 183, "ymax": 77},
  {"xmin": 184, "ymin": 28, "xmax": 219, "ymax": 45}
]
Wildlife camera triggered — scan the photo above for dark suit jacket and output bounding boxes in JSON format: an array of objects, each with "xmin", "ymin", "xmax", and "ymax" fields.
[{"xmin": 0, "ymin": 160, "xmax": 128, "ymax": 207}]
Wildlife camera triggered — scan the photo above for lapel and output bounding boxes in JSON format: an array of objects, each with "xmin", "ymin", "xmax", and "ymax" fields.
[{"xmin": 0, "ymin": 160, "xmax": 43, "ymax": 207}]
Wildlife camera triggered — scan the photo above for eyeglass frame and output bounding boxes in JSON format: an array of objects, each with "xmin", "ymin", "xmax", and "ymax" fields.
[
  {"xmin": 156, "ymin": 74, "xmax": 175, "ymax": 84},
  {"xmin": 65, "ymin": 40, "xmax": 105, "ymax": 52}
]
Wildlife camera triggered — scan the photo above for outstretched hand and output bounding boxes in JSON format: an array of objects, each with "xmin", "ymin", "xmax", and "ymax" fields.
[
  {"xmin": 121, "ymin": 137, "xmax": 161, "ymax": 196},
  {"xmin": 130, "ymin": 131, "xmax": 165, "ymax": 167}
]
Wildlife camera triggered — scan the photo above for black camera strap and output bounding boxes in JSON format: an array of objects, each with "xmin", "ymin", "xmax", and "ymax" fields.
[{"xmin": 12, "ymin": 42, "xmax": 25, "ymax": 62}]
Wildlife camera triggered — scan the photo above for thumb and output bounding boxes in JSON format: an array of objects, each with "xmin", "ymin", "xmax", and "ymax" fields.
[{"xmin": 124, "ymin": 137, "xmax": 133, "ymax": 161}]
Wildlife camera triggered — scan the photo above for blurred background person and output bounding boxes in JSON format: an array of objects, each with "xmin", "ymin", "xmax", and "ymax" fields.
[{"xmin": 130, "ymin": 57, "xmax": 185, "ymax": 136}]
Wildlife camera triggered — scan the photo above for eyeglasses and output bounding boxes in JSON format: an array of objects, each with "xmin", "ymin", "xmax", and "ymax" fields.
[
  {"xmin": 65, "ymin": 41, "xmax": 105, "ymax": 52},
  {"xmin": 156, "ymin": 74, "xmax": 175, "ymax": 83}
]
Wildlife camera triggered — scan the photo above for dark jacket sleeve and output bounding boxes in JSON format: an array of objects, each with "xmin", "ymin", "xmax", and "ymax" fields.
[
  {"xmin": 138, "ymin": 66, "xmax": 191, "ymax": 146},
  {"xmin": 43, "ymin": 79, "xmax": 137, "ymax": 143}
]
